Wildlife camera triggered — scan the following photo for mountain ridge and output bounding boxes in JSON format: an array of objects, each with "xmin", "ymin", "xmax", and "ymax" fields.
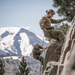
[{"xmin": 0, "ymin": 27, "xmax": 48, "ymax": 56}]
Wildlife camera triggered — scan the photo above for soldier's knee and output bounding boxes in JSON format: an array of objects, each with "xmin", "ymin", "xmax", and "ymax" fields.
[{"xmin": 59, "ymin": 30, "xmax": 64, "ymax": 35}]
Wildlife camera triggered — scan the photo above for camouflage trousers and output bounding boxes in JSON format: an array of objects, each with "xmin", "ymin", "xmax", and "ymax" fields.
[
  {"xmin": 34, "ymin": 55, "xmax": 44, "ymax": 65},
  {"xmin": 38, "ymin": 56, "xmax": 44, "ymax": 65},
  {"xmin": 42, "ymin": 28, "xmax": 64, "ymax": 45}
]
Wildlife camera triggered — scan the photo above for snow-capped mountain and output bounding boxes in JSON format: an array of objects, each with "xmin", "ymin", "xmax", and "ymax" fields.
[{"xmin": 0, "ymin": 27, "xmax": 48, "ymax": 56}]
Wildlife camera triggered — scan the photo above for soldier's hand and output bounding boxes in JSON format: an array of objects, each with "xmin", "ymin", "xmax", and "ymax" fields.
[
  {"xmin": 63, "ymin": 17, "xmax": 68, "ymax": 20},
  {"xmin": 44, "ymin": 47, "xmax": 48, "ymax": 49},
  {"xmin": 42, "ymin": 48, "xmax": 46, "ymax": 51},
  {"xmin": 42, "ymin": 47, "xmax": 48, "ymax": 51}
]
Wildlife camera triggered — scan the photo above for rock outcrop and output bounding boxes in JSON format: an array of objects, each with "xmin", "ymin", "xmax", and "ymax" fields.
[
  {"xmin": 42, "ymin": 41, "xmax": 62, "ymax": 75},
  {"xmin": 42, "ymin": 16, "xmax": 75, "ymax": 75},
  {"xmin": 58, "ymin": 16, "xmax": 75, "ymax": 75}
]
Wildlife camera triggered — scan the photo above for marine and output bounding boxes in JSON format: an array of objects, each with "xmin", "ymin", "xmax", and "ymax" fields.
[
  {"xmin": 33, "ymin": 44, "xmax": 47, "ymax": 65},
  {"xmin": 39, "ymin": 9, "xmax": 68, "ymax": 45}
]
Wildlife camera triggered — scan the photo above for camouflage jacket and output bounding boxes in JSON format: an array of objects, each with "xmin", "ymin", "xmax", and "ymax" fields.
[{"xmin": 39, "ymin": 15, "xmax": 66, "ymax": 29}]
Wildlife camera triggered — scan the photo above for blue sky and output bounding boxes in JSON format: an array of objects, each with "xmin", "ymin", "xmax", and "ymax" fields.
[{"xmin": 0, "ymin": 0, "xmax": 62, "ymax": 36}]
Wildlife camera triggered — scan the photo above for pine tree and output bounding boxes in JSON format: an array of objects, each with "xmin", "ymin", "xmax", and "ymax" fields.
[
  {"xmin": 54, "ymin": 23, "xmax": 70, "ymax": 34},
  {"xmin": 58, "ymin": 23, "xmax": 70, "ymax": 34},
  {"xmin": 16, "ymin": 56, "xmax": 29, "ymax": 75},
  {"xmin": 0, "ymin": 58, "xmax": 5, "ymax": 75},
  {"xmin": 53, "ymin": 0, "xmax": 75, "ymax": 21}
]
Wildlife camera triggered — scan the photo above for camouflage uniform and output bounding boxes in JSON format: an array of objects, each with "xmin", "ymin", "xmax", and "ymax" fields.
[
  {"xmin": 33, "ymin": 44, "xmax": 44, "ymax": 65},
  {"xmin": 39, "ymin": 15, "xmax": 66, "ymax": 45}
]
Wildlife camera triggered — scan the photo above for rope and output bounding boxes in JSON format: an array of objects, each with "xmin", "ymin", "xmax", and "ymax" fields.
[{"xmin": 42, "ymin": 36, "xmax": 44, "ymax": 46}]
